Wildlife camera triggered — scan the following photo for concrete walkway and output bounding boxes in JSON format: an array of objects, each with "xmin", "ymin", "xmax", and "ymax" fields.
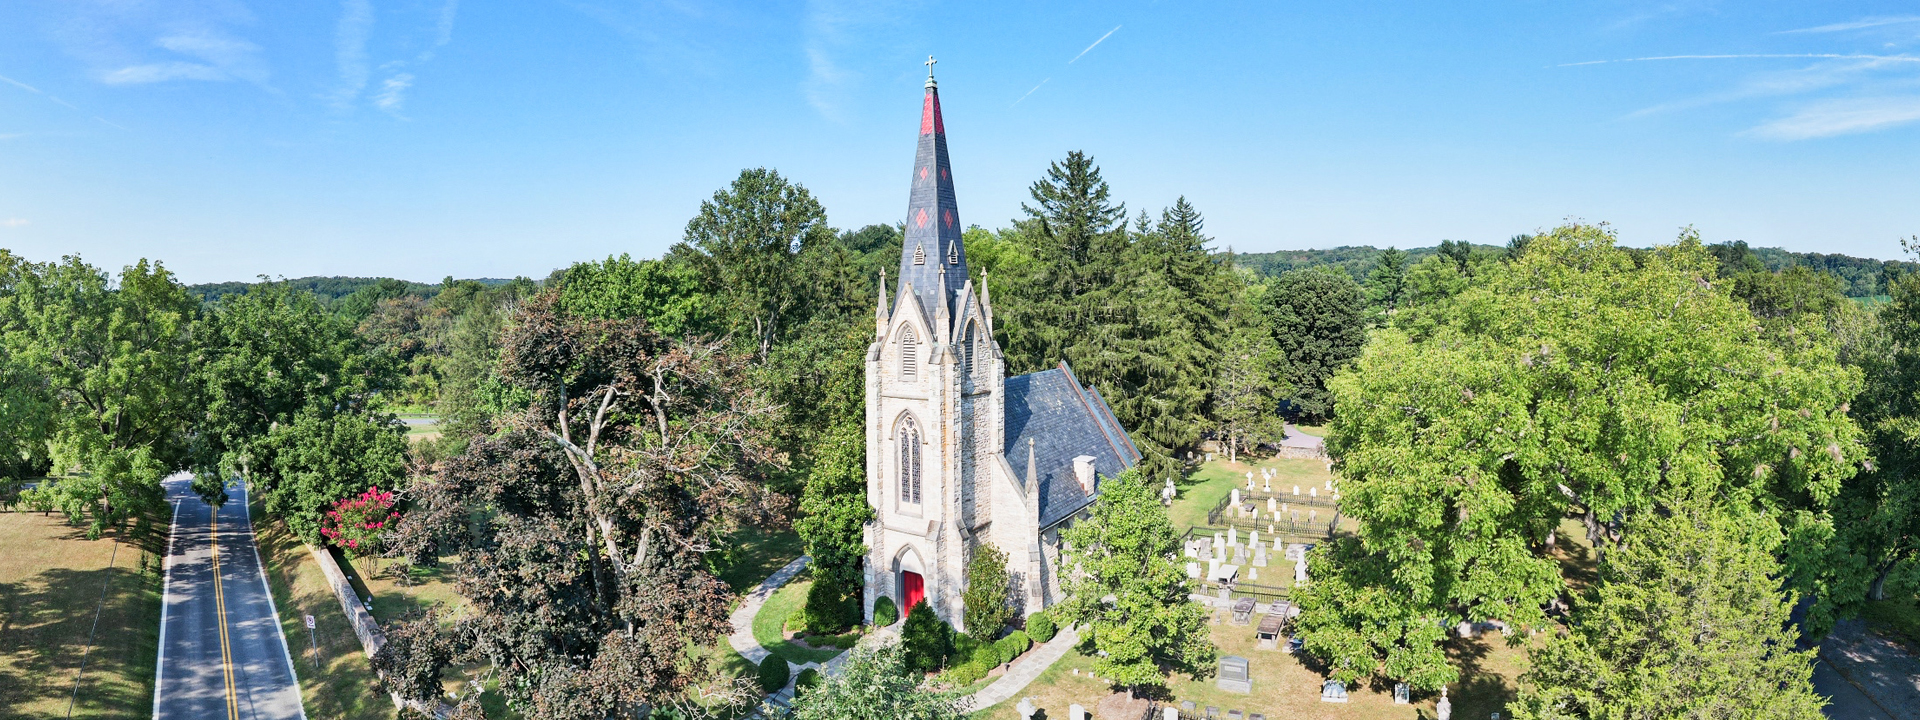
[
  {"xmin": 1819, "ymin": 620, "xmax": 1920, "ymax": 720},
  {"xmin": 727, "ymin": 555, "xmax": 810, "ymax": 665},
  {"xmin": 961, "ymin": 625, "xmax": 1082, "ymax": 711}
]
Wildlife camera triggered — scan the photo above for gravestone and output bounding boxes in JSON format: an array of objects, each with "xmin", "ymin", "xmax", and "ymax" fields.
[
  {"xmin": 1309, "ymin": 486, "xmax": 1317, "ymax": 498},
  {"xmin": 1263, "ymin": 479, "xmax": 1272, "ymax": 492},
  {"xmin": 1273, "ymin": 537, "xmax": 1283, "ymax": 551},
  {"xmin": 1228, "ymin": 711, "xmax": 1243, "ymax": 720},
  {"xmin": 1230, "ymin": 488, "xmax": 1241, "ymax": 508},
  {"xmin": 1254, "ymin": 544, "xmax": 1268, "ymax": 567},
  {"xmin": 1247, "ymin": 566, "xmax": 1258, "ymax": 580},
  {"xmin": 1293, "ymin": 485, "xmax": 1300, "ymax": 495},
  {"xmin": 1249, "ymin": 530, "xmax": 1259, "ymax": 547},
  {"xmin": 1216, "ymin": 656, "xmax": 1252, "ymax": 693},
  {"xmin": 1016, "ymin": 697, "xmax": 1038, "ymax": 719},
  {"xmin": 1294, "ymin": 559, "xmax": 1308, "ymax": 585},
  {"xmin": 1286, "ymin": 543, "xmax": 1309, "ymax": 561},
  {"xmin": 1394, "ymin": 682, "xmax": 1410, "ymax": 704},
  {"xmin": 1163, "ymin": 708, "xmax": 1179, "ymax": 720},
  {"xmin": 1068, "ymin": 703, "xmax": 1086, "ymax": 720},
  {"xmin": 1268, "ymin": 497, "xmax": 1277, "ymax": 513},
  {"xmin": 1228, "ymin": 527, "xmax": 1238, "ymax": 547},
  {"xmin": 1208, "ymin": 558, "xmax": 1220, "ymax": 579},
  {"xmin": 1436, "ymin": 688, "xmax": 1452, "ymax": 720},
  {"xmin": 1230, "ymin": 545, "xmax": 1247, "ymax": 565},
  {"xmin": 1181, "ymin": 701, "xmax": 1195, "ymax": 712},
  {"xmin": 1187, "ymin": 561, "xmax": 1201, "ymax": 579},
  {"xmin": 1320, "ymin": 679, "xmax": 1348, "ymax": 703}
]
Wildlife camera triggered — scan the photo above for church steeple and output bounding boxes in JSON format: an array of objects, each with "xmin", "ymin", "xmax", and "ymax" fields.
[{"xmin": 899, "ymin": 55, "xmax": 967, "ymax": 328}]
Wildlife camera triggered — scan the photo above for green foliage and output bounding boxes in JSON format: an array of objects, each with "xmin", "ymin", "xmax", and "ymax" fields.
[
  {"xmin": 1025, "ymin": 610, "xmax": 1055, "ymax": 642},
  {"xmin": 255, "ymin": 409, "xmax": 409, "ymax": 544},
  {"xmin": 962, "ymin": 544, "xmax": 1013, "ymax": 638},
  {"xmin": 1309, "ymin": 224, "xmax": 1865, "ymax": 688},
  {"xmin": 873, "ymin": 595, "xmax": 899, "ymax": 627},
  {"xmin": 1214, "ymin": 291, "xmax": 1288, "ymax": 461},
  {"xmin": 790, "ymin": 320, "xmax": 873, "ymax": 587},
  {"xmin": 1365, "ymin": 246, "xmax": 1409, "ymax": 317},
  {"xmin": 995, "ymin": 631, "xmax": 1030, "ymax": 664},
  {"xmin": 1054, "ymin": 468, "xmax": 1216, "ymax": 690},
  {"xmin": 943, "ymin": 660, "xmax": 987, "ymax": 687},
  {"xmin": 790, "ymin": 641, "xmax": 966, "ymax": 720},
  {"xmin": 192, "ymin": 280, "xmax": 390, "ymax": 506},
  {"xmin": 899, "ymin": 600, "xmax": 955, "ymax": 674},
  {"xmin": 1, "ymin": 254, "xmax": 198, "ymax": 535},
  {"xmin": 794, "ymin": 667, "xmax": 823, "ymax": 696},
  {"xmin": 671, "ymin": 167, "xmax": 844, "ymax": 358},
  {"xmin": 1261, "ymin": 266, "xmax": 1366, "ymax": 422},
  {"xmin": 1509, "ymin": 499, "xmax": 1825, "ymax": 720},
  {"xmin": 804, "ymin": 574, "xmax": 860, "ymax": 635},
  {"xmin": 756, "ymin": 656, "xmax": 791, "ymax": 693},
  {"xmin": 554, "ymin": 254, "xmax": 718, "ymax": 337}
]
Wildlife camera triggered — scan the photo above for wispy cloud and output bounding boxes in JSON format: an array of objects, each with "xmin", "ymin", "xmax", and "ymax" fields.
[
  {"xmin": 374, "ymin": 72, "xmax": 414, "ymax": 116},
  {"xmin": 330, "ymin": 0, "xmax": 375, "ymax": 109},
  {"xmin": 103, "ymin": 62, "xmax": 228, "ymax": 85},
  {"xmin": 1560, "ymin": 53, "xmax": 1920, "ymax": 67},
  {"xmin": 1779, "ymin": 16, "xmax": 1920, "ymax": 34},
  {"xmin": 1011, "ymin": 78, "xmax": 1049, "ymax": 107},
  {"xmin": 799, "ymin": 0, "xmax": 907, "ymax": 121},
  {"xmin": 2, "ymin": 71, "xmax": 118, "ymax": 126},
  {"xmin": 1747, "ymin": 96, "xmax": 1920, "ymax": 139},
  {"xmin": 1070, "ymin": 25, "xmax": 1121, "ymax": 64},
  {"xmin": 1, "ymin": 219, "xmax": 29, "ymax": 228}
]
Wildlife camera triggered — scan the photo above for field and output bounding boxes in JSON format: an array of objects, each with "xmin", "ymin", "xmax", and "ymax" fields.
[{"xmin": 0, "ymin": 509, "xmax": 164, "ymax": 720}]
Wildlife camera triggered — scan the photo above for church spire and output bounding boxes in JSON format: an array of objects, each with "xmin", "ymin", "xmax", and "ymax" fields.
[{"xmin": 899, "ymin": 55, "xmax": 967, "ymax": 330}]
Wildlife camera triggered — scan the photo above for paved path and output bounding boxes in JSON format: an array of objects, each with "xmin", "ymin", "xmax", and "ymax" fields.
[
  {"xmin": 1819, "ymin": 620, "xmax": 1920, "ymax": 720},
  {"xmin": 154, "ymin": 474, "xmax": 305, "ymax": 720},
  {"xmin": 961, "ymin": 625, "xmax": 1081, "ymax": 711},
  {"xmin": 728, "ymin": 555, "xmax": 810, "ymax": 665}
]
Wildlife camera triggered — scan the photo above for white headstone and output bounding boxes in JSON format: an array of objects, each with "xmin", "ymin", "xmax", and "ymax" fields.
[
  {"xmin": 1436, "ymin": 688, "xmax": 1452, "ymax": 720},
  {"xmin": 1310, "ymin": 509, "xmax": 1318, "ymax": 523},
  {"xmin": 1209, "ymin": 558, "xmax": 1221, "ymax": 577},
  {"xmin": 1394, "ymin": 682, "xmax": 1410, "ymax": 704},
  {"xmin": 1231, "ymin": 488, "xmax": 1241, "ymax": 507},
  {"xmin": 1249, "ymin": 530, "xmax": 1258, "ymax": 546},
  {"xmin": 1310, "ymin": 486, "xmax": 1317, "ymax": 498},
  {"xmin": 1293, "ymin": 485, "xmax": 1300, "ymax": 495},
  {"xmin": 1228, "ymin": 527, "xmax": 1238, "ymax": 547},
  {"xmin": 1268, "ymin": 497, "xmax": 1277, "ymax": 513},
  {"xmin": 1269, "ymin": 523, "xmax": 1276, "ymax": 535},
  {"xmin": 1295, "ymin": 559, "xmax": 1308, "ymax": 585},
  {"xmin": 1326, "ymin": 479, "xmax": 1333, "ymax": 491},
  {"xmin": 1069, "ymin": 704, "xmax": 1086, "ymax": 720},
  {"xmin": 1184, "ymin": 546, "xmax": 1196, "ymax": 558},
  {"xmin": 1017, "ymin": 698, "xmax": 1038, "ymax": 719},
  {"xmin": 1263, "ymin": 479, "xmax": 1272, "ymax": 492},
  {"xmin": 1274, "ymin": 537, "xmax": 1284, "ymax": 550},
  {"xmin": 1164, "ymin": 707, "xmax": 1179, "ymax": 720},
  {"xmin": 1248, "ymin": 566, "xmax": 1258, "ymax": 580},
  {"xmin": 1187, "ymin": 561, "xmax": 1201, "ymax": 579}
]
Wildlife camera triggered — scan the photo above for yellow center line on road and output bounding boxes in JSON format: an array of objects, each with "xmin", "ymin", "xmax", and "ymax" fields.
[{"xmin": 212, "ymin": 504, "xmax": 240, "ymax": 720}]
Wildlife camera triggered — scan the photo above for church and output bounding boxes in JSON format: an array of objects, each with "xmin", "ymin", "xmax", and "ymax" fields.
[{"xmin": 863, "ymin": 61, "xmax": 1142, "ymax": 633}]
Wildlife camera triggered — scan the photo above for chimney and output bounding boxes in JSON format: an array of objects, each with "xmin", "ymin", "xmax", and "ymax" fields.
[{"xmin": 1073, "ymin": 455, "xmax": 1097, "ymax": 494}]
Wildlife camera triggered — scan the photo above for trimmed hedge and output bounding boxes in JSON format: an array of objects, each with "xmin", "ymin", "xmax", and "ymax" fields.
[
  {"xmin": 756, "ymin": 657, "xmax": 790, "ymax": 693},
  {"xmin": 1026, "ymin": 611, "xmax": 1056, "ymax": 643},
  {"xmin": 944, "ymin": 659, "xmax": 991, "ymax": 687},
  {"xmin": 996, "ymin": 631, "xmax": 1031, "ymax": 664},
  {"xmin": 803, "ymin": 580, "xmax": 859, "ymax": 635},
  {"xmin": 794, "ymin": 667, "xmax": 822, "ymax": 696},
  {"xmin": 872, "ymin": 596, "xmax": 899, "ymax": 627}
]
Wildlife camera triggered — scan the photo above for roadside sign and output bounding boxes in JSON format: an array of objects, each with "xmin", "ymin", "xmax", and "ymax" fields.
[{"xmin": 305, "ymin": 614, "xmax": 315, "ymax": 629}]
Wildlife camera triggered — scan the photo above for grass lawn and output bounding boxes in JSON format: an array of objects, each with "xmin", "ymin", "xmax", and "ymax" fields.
[
  {"xmin": 711, "ymin": 527, "xmax": 806, "ymax": 595},
  {"xmin": 970, "ymin": 621, "xmax": 1529, "ymax": 720},
  {"xmin": 1860, "ymin": 592, "xmax": 1920, "ymax": 650},
  {"xmin": 752, "ymin": 577, "xmax": 847, "ymax": 665},
  {"xmin": 1169, "ymin": 457, "xmax": 1338, "ymax": 537},
  {"xmin": 1291, "ymin": 424, "xmax": 1329, "ymax": 438},
  {"xmin": 0, "ymin": 510, "xmax": 164, "ymax": 720},
  {"xmin": 251, "ymin": 506, "xmax": 395, "ymax": 720}
]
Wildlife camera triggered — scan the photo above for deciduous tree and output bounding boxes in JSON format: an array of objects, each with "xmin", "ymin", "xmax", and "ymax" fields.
[{"xmin": 1261, "ymin": 267, "xmax": 1365, "ymax": 422}]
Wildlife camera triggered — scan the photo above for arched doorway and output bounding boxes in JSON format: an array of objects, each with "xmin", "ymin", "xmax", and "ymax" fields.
[{"xmin": 894, "ymin": 545, "xmax": 928, "ymax": 614}]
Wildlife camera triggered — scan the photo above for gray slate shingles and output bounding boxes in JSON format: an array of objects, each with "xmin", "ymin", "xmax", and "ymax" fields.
[{"xmin": 1004, "ymin": 364, "xmax": 1143, "ymax": 529}]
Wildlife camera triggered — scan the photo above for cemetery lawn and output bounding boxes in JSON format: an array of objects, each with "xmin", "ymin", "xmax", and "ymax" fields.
[
  {"xmin": 1291, "ymin": 424, "xmax": 1329, "ymax": 438},
  {"xmin": 712, "ymin": 528, "xmax": 805, "ymax": 594},
  {"xmin": 1168, "ymin": 456, "xmax": 1340, "ymax": 536},
  {"xmin": 969, "ymin": 621, "xmax": 1529, "ymax": 720},
  {"xmin": 751, "ymin": 577, "xmax": 847, "ymax": 665},
  {"xmin": 0, "ymin": 509, "xmax": 164, "ymax": 720}
]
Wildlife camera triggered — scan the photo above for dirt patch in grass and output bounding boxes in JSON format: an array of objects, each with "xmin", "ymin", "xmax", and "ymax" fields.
[{"xmin": 0, "ymin": 510, "xmax": 164, "ymax": 720}]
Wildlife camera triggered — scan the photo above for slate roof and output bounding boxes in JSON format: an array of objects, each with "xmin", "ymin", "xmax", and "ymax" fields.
[
  {"xmin": 896, "ymin": 79, "xmax": 968, "ymax": 325},
  {"xmin": 1004, "ymin": 363, "xmax": 1144, "ymax": 529}
]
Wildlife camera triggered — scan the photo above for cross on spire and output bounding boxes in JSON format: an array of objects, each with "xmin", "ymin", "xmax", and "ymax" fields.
[{"xmin": 925, "ymin": 55, "xmax": 937, "ymax": 88}]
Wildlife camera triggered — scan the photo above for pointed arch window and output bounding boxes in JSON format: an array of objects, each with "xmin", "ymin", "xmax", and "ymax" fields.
[
  {"xmin": 898, "ymin": 325, "xmax": 919, "ymax": 381},
  {"xmin": 898, "ymin": 416, "xmax": 923, "ymax": 505}
]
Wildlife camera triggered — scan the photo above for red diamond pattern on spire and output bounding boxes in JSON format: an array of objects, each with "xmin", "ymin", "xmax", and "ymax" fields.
[
  {"xmin": 943, "ymin": 209, "xmax": 953, "ymax": 228},
  {"xmin": 919, "ymin": 166, "xmax": 928, "ymax": 180},
  {"xmin": 915, "ymin": 207, "xmax": 929, "ymax": 228}
]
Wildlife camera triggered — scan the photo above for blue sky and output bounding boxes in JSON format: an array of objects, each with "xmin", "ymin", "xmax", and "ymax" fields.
[{"xmin": 2, "ymin": 1, "xmax": 1917, "ymax": 284}]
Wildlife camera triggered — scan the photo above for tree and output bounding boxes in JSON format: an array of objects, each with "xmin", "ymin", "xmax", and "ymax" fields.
[
  {"xmin": 961, "ymin": 544, "xmax": 1013, "ymax": 639},
  {"xmin": 1213, "ymin": 292, "xmax": 1287, "ymax": 463},
  {"xmin": 1261, "ymin": 267, "xmax": 1366, "ymax": 423},
  {"xmin": 3, "ymin": 256, "xmax": 198, "ymax": 535},
  {"xmin": 1365, "ymin": 246, "xmax": 1409, "ymax": 317},
  {"xmin": 555, "ymin": 254, "xmax": 718, "ymax": 338},
  {"xmin": 900, "ymin": 600, "xmax": 955, "ymax": 674},
  {"xmin": 258, "ymin": 410, "xmax": 409, "ymax": 544},
  {"xmin": 383, "ymin": 291, "xmax": 784, "ymax": 719},
  {"xmin": 1304, "ymin": 225, "xmax": 1865, "ymax": 688},
  {"xmin": 320, "ymin": 485, "xmax": 401, "ymax": 566},
  {"xmin": 191, "ymin": 281, "xmax": 389, "ymax": 505},
  {"xmin": 789, "ymin": 641, "xmax": 967, "ymax": 720},
  {"xmin": 672, "ymin": 167, "xmax": 838, "ymax": 359},
  {"xmin": 1054, "ymin": 468, "xmax": 1215, "ymax": 692},
  {"xmin": 1510, "ymin": 498, "xmax": 1825, "ymax": 720}
]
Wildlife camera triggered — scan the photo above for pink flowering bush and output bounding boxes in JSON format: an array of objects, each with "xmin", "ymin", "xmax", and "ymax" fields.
[{"xmin": 321, "ymin": 486, "xmax": 400, "ymax": 569}]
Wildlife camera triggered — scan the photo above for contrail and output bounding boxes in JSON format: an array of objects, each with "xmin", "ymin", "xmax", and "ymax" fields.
[
  {"xmin": 0, "ymin": 73, "xmax": 43, "ymax": 94},
  {"xmin": 1558, "ymin": 53, "xmax": 1920, "ymax": 67},
  {"xmin": 1011, "ymin": 77, "xmax": 1050, "ymax": 107},
  {"xmin": 1069, "ymin": 25, "xmax": 1121, "ymax": 64}
]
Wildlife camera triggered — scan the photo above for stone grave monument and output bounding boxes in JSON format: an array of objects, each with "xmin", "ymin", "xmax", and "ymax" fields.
[
  {"xmin": 1216, "ymin": 656, "xmax": 1252, "ymax": 693},
  {"xmin": 1320, "ymin": 679, "xmax": 1348, "ymax": 703},
  {"xmin": 1437, "ymin": 687, "xmax": 1452, "ymax": 720},
  {"xmin": 1394, "ymin": 682, "xmax": 1410, "ymax": 704}
]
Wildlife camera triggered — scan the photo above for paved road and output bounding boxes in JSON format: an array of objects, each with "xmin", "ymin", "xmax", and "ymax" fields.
[{"xmin": 154, "ymin": 475, "xmax": 305, "ymax": 720}]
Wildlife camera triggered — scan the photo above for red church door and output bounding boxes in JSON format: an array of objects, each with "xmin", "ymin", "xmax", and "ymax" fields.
[{"xmin": 901, "ymin": 571, "xmax": 925, "ymax": 613}]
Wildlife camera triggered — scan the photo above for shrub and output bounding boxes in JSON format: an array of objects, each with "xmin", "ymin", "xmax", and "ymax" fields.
[
  {"xmin": 1026, "ymin": 611, "xmax": 1056, "ymax": 643},
  {"xmin": 756, "ymin": 657, "xmax": 791, "ymax": 693},
  {"xmin": 821, "ymin": 633, "xmax": 860, "ymax": 649},
  {"xmin": 953, "ymin": 633, "xmax": 980, "ymax": 661},
  {"xmin": 900, "ymin": 601, "xmax": 955, "ymax": 674},
  {"xmin": 943, "ymin": 661, "xmax": 985, "ymax": 687},
  {"xmin": 803, "ymin": 580, "xmax": 858, "ymax": 635},
  {"xmin": 996, "ymin": 631, "xmax": 1030, "ymax": 664},
  {"xmin": 872, "ymin": 595, "xmax": 899, "ymax": 627},
  {"xmin": 962, "ymin": 545, "xmax": 1014, "ymax": 638},
  {"xmin": 972, "ymin": 645, "xmax": 999, "ymax": 668},
  {"xmin": 794, "ymin": 668, "xmax": 822, "ymax": 696}
]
